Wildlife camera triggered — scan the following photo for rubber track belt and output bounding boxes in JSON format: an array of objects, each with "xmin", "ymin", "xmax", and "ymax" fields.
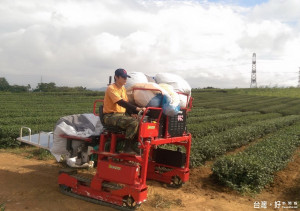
[{"xmin": 59, "ymin": 185, "xmax": 139, "ymax": 211}]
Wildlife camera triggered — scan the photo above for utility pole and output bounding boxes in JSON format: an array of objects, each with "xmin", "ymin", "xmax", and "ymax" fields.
[
  {"xmin": 298, "ymin": 67, "xmax": 300, "ymax": 88},
  {"xmin": 40, "ymin": 76, "xmax": 43, "ymax": 92},
  {"xmin": 250, "ymin": 53, "xmax": 257, "ymax": 88}
]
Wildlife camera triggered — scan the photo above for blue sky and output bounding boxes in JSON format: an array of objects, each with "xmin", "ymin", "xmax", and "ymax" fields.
[
  {"xmin": 206, "ymin": 0, "xmax": 269, "ymax": 7},
  {"xmin": 0, "ymin": 0, "xmax": 300, "ymax": 88}
]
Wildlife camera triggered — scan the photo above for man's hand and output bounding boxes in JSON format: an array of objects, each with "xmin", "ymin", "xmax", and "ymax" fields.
[
  {"xmin": 133, "ymin": 107, "xmax": 146, "ymax": 119},
  {"xmin": 131, "ymin": 114, "xmax": 138, "ymax": 119},
  {"xmin": 136, "ymin": 107, "xmax": 146, "ymax": 112}
]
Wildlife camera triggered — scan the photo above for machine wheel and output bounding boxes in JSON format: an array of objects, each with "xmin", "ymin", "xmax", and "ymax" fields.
[
  {"xmin": 59, "ymin": 184, "xmax": 71, "ymax": 192},
  {"xmin": 59, "ymin": 168, "xmax": 77, "ymax": 175},
  {"xmin": 123, "ymin": 195, "xmax": 140, "ymax": 209},
  {"xmin": 168, "ymin": 176, "xmax": 183, "ymax": 188}
]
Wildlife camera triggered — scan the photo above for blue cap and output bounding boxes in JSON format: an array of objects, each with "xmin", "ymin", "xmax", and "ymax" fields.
[{"xmin": 115, "ymin": 68, "xmax": 131, "ymax": 78}]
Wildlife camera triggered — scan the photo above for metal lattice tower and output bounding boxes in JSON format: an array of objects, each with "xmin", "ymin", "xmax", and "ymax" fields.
[
  {"xmin": 250, "ymin": 53, "xmax": 257, "ymax": 88},
  {"xmin": 298, "ymin": 68, "xmax": 300, "ymax": 88}
]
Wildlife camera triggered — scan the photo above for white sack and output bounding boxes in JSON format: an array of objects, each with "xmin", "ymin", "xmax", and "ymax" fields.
[
  {"xmin": 51, "ymin": 122, "xmax": 84, "ymax": 161},
  {"xmin": 125, "ymin": 72, "xmax": 149, "ymax": 103},
  {"xmin": 159, "ymin": 83, "xmax": 180, "ymax": 107},
  {"xmin": 145, "ymin": 74, "xmax": 156, "ymax": 83},
  {"xmin": 155, "ymin": 73, "xmax": 191, "ymax": 108},
  {"xmin": 159, "ymin": 83, "xmax": 180, "ymax": 116},
  {"xmin": 128, "ymin": 82, "xmax": 180, "ymax": 116},
  {"xmin": 125, "ymin": 72, "xmax": 148, "ymax": 89},
  {"xmin": 128, "ymin": 82, "xmax": 167, "ymax": 107}
]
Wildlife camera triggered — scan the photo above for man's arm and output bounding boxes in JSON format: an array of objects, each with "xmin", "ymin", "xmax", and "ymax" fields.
[
  {"xmin": 116, "ymin": 99, "xmax": 145, "ymax": 115},
  {"xmin": 117, "ymin": 99, "xmax": 137, "ymax": 114}
]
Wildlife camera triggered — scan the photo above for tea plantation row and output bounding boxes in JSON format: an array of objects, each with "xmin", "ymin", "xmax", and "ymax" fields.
[
  {"xmin": 212, "ymin": 123, "xmax": 300, "ymax": 193},
  {"xmin": 1, "ymin": 90, "xmax": 300, "ymax": 194}
]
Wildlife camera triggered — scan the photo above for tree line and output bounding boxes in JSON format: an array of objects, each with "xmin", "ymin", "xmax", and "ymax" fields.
[{"xmin": 0, "ymin": 77, "xmax": 87, "ymax": 92}]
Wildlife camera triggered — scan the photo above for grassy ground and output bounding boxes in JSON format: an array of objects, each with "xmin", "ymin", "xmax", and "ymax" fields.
[
  {"xmin": 0, "ymin": 203, "xmax": 5, "ymax": 211},
  {"xmin": 0, "ymin": 145, "xmax": 54, "ymax": 160}
]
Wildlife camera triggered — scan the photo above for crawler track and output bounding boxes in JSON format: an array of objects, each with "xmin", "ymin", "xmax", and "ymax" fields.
[{"xmin": 59, "ymin": 185, "xmax": 140, "ymax": 211}]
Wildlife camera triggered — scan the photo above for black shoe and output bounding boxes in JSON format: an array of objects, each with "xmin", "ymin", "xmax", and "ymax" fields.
[
  {"xmin": 131, "ymin": 144, "xmax": 140, "ymax": 154},
  {"xmin": 129, "ymin": 140, "xmax": 140, "ymax": 154},
  {"xmin": 123, "ymin": 140, "xmax": 137, "ymax": 155},
  {"xmin": 124, "ymin": 147, "xmax": 137, "ymax": 155}
]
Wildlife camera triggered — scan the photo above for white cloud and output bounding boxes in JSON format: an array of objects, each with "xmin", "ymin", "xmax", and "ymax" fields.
[
  {"xmin": 251, "ymin": 0, "xmax": 300, "ymax": 22},
  {"xmin": 93, "ymin": 33, "xmax": 121, "ymax": 55},
  {"xmin": 0, "ymin": 0, "xmax": 300, "ymax": 89},
  {"xmin": 238, "ymin": 20, "xmax": 293, "ymax": 58}
]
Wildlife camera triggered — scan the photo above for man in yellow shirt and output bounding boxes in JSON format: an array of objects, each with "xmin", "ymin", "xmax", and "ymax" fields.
[{"xmin": 103, "ymin": 68, "xmax": 145, "ymax": 154}]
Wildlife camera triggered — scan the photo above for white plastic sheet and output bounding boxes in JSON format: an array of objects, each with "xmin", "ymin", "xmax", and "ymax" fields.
[{"xmin": 50, "ymin": 113, "xmax": 103, "ymax": 162}]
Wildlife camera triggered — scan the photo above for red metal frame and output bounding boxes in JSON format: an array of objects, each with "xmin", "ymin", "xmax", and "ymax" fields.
[
  {"xmin": 93, "ymin": 99, "xmax": 103, "ymax": 116},
  {"xmin": 58, "ymin": 89, "xmax": 193, "ymax": 209}
]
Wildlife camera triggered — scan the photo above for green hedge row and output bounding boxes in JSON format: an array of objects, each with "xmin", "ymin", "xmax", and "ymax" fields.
[
  {"xmin": 190, "ymin": 115, "xmax": 300, "ymax": 167},
  {"xmin": 187, "ymin": 111, "xmax": 259, "ymax": 124},
  {"xmin": 0, "ymin": 116, "xmax": 61, "ymax": 126},
  {"xmin": 212, "ymin": 123, "xmax": 300, "ymax": 193},
  {"xmin": 189, "ymin": 107, "xmax": 238, "ymax": 117},
  {"xmin": 194, "ymin": 91, "xmax": 300, "ymax": 115},
  {"xmin": 0, "ymin": 92, "xmax": 102, "ymax": 148},
  {"xmin": 188, "ymin": 113, "xmax": 281, "ymax": 138}
]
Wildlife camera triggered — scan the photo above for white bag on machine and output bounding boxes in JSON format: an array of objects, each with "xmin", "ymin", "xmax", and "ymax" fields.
[
  {"xmin": 126, "ymin": 72, "xmax": 149, "ymax": 103},
  {"xmin": 125, "ymin": 72, "xmax": 149, "ymax": 89},
  {"xmin": 155, "ymin": 73, "xmax": 191, "ymax": 108},
  {"xmin": 129, "ymin": 82, "xmax": 166, "ymax": 107},
  {"xmin": 159, "ymin": 83, "xmax": 181, "ymax": 116},
  {"xmin": 125, "ymin": 72, "xmax": 190, "ymax": 115},
  {"xmin": 128, "ymin": 82, "xmax": 181, "ymax": 116}
]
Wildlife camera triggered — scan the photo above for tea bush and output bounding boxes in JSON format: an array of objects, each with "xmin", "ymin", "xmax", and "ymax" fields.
[
  {"xmin": 188, "ymin": 113, "xmax": 281, "ymax": 138},
  {"xmin": 212, "ymin": 123, "xmax": 300, "ymax": 193},
  {"xmin": 190, "ymin": 115, "xmax": 300, "ymax": 167}
]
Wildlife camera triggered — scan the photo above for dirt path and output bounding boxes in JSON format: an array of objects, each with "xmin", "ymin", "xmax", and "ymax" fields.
[{"xmin": 0, "ymin": 151, "xmax": 299, "ymax": 211}]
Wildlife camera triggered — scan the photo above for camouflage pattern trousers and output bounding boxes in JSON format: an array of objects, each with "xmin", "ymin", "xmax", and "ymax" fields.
[{"xmin": 103, "ymin": 113, "xmax": 139, "ymax": 140}]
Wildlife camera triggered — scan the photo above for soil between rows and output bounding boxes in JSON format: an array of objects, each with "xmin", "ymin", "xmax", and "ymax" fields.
[{"xmin": 0, "ymin": 150, "xmax": 299, "ymax": 211}]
